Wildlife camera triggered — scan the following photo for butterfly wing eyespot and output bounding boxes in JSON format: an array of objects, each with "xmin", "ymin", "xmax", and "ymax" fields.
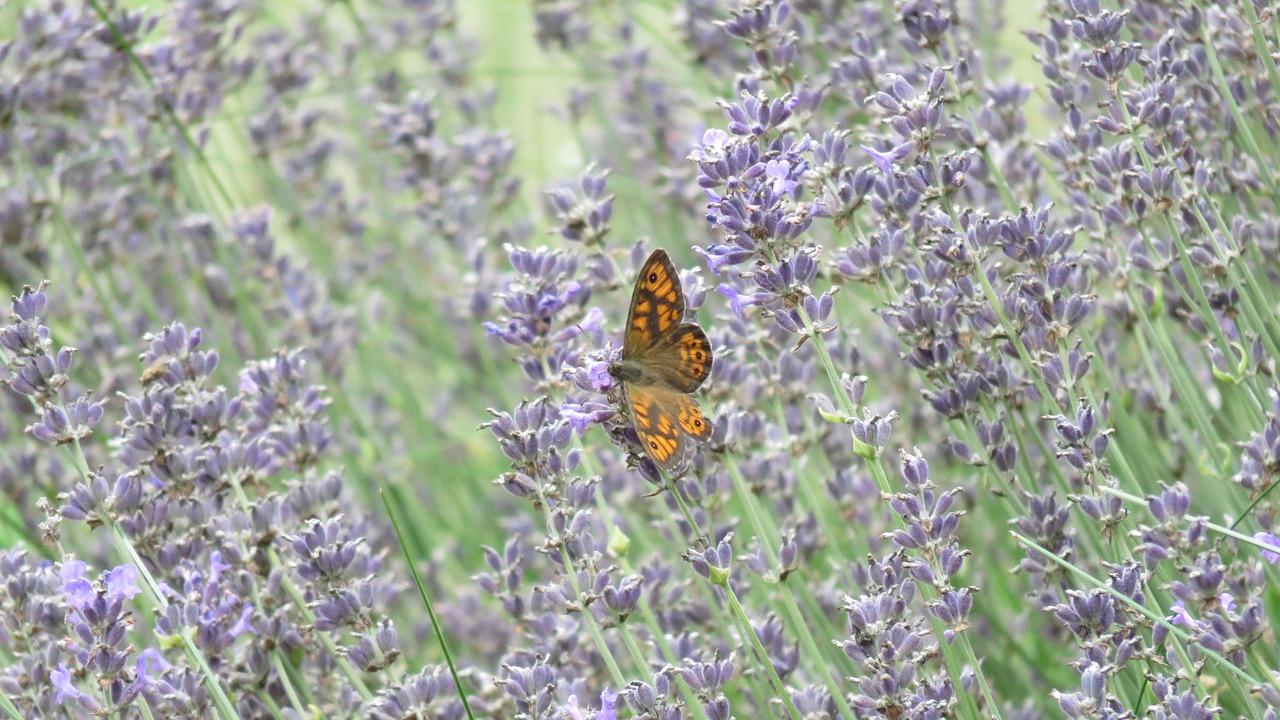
[{"xmin": 674, "ymin": 394, "xmax": 712, "ymax": 441}]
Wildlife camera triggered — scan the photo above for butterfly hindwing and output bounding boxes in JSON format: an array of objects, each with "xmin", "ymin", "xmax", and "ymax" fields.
[
  {"xmin": 627, "ymin": 385, "xmax": 684, "ymax": 470},
  {"xmin": 673, "ymin": 391, "xmax": 712, "ymax": 442},
  {"xmin": 628, "ymin": 385, "xmax": 711, "ymax": 470},
  {"xmin": 670, "ymin": 323, "xmax": 712, "ymax": 393},
  {"xmin": 633, "ymin": 322, "xmax": 712, "ymax": 394},
  {"xmin": 622, "ymin": 250, "xmax": 685, "ymax": 359}
]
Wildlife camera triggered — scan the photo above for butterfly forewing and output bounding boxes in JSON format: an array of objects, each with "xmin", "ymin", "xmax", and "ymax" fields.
[{"xmin": 622, "ymin": 250, "xmax": 686, "ymax": 360}]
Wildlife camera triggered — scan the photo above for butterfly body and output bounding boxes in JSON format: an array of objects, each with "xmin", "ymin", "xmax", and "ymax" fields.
[{"xmin": 611, "ymin": 249, "xmax": 713, "ymax": 470}]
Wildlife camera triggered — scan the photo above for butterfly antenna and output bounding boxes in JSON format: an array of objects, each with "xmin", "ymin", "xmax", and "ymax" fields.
[{"xmin": 577, "ymin": 322, "xmax": 605, "ymax": 351}]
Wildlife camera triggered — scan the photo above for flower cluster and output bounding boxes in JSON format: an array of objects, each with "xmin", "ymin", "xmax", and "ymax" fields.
[{"xmin": 4, "ymin": 0, "xmax": 1280, "ymax": 718}]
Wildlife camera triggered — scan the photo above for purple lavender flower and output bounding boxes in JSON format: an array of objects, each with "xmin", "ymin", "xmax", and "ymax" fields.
[
  {"xmin": 597, "ymin": 687, "xmax": 618, "ymax": 720},
  {"xmin": 6, "ymin": 0, "xmax": 1280, "ymax": 717},
  {"xmin": 584, "ymin": 359, "xmax": 613, "ymax": 390},
  {"xmin": 560, "ymin": 400, "xmax": 615, "ymax": 437},
  {"xmin": 484, "ymin": 247, "xmax": 599, "ymax": 382},
  {"xmin": 862, "ymin": 140, "xmax": 915, "ymax": 174},
  {"xmin": 2, "ymin": 287, "xmax": 107, "ymax": 443},
  {"xmin": 714, "ymin": 284, "xmax": 750, "ymax": 318},
  {"xmin": 47, "ymin": 561, "xmax": 153, "ymax": 714},
  {"xmin": 50, "ymin": 665, "xmax": 98, "ymax": 711},
  {"xmin": 1253, "ymin": 532, "xmax": 1280, "ymax": 564},
  {"xmin": 155, "ymin": 552, "xmax": 257, "ymax": 653},
  {"xmin": 548, "ymin": 165, "xmax": 616, "ymax": 246}
]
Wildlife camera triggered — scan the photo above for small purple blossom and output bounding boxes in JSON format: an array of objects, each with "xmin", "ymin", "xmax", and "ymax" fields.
[
  {"xmin": 694, "ymin": 244, "xmax": 755, "ymax": 275},
  {"xmin": 50, "ymin": 665, "xmax": 91, "ymax": 707},
  {"xmin": 862, "ymin": 140, "xmax": 916, "ymax": 174},
  {"xmin": 561, "ymin": 400, "xmax": 614, "ymax": 436},
  {"xmin": 598, "ymin": 687, "xmax": 619, "ymax": 720},
  {"xmin": 135, "ymin": 648, "xmax": 170, "ymax": 678},
  {"xmin": 764, "ymin": 158, "xmax": 799, "ymax": 195},
  {"xmin": 586, "ymin": 360, "xmax": 614, "ymax": 391},
  {"xmin": 1254, "ymin": 532, "xmax": 1280, "ymax": 564},
  {"xmin": 104, "ymin": 565, "xmax": 141, "ymax": 602},
  {"xmin": 58, "ymin": 560, "xmax": 94, "ymax": 607},
  {"xmin": 716, "ymin": 284, "xmax": 750, "ymax": 318},
  {"xmin": 688, "ymin": 128, "xmax": 732, "ymax": 163},
  {"xmin": 1168, "ymin": 601, "xmax": 1201, "ymax": 629}
]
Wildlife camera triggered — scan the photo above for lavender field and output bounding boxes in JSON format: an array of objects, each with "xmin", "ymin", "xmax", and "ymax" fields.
[{"xmin": 3, "ymin": 0, "xmax": 1280, "ymax": 718}]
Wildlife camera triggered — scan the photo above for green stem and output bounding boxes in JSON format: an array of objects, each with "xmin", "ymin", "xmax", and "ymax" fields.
[{"xmin": 721, "ymin": 584, "xmax": 804, "ymax": 720}]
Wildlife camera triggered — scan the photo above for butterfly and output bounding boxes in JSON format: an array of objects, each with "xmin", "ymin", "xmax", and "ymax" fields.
[{"xmin": 609, "ymin": 249, "xmax": 714, "ymax": 471}]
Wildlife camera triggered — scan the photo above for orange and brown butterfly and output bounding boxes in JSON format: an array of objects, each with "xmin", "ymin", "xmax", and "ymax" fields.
[{"xmin": 608, "ymin": 249, "xmax": 714, "ymax": 471}]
